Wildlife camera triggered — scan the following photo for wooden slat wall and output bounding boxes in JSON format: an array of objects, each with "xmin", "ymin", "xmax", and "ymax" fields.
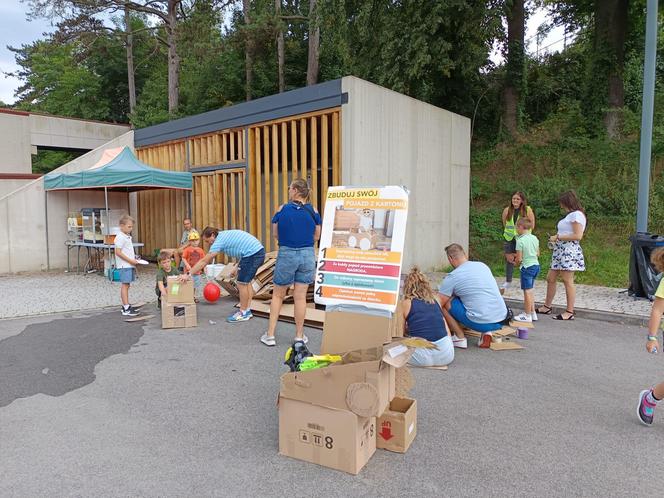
[
  {"xmin": 135, "ymin": 141, "xmax": 188, "ymax": 258},
  {"xmin": 189, "ymin": 129, "xmax": 246, "ymax": 167},
  {"xmin": 247, "ymin": 108, "xmax": 341, "ymax": 253}
]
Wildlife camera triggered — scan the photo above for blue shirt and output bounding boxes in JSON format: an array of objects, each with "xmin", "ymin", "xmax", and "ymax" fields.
[
  {"xmin": 209, "ymin": 230, "xmax": 264, "ymax": 259},
  {"xmin": 272, "ymin": 202, "xmax": 321, "ymax": 248},
  {"xmin": 406, "ymin": 299, "xmax": 447, "ymax": 342},
  {"xmin": 439, "ymin": 261, "xmax": 507, "ymax": 324}
]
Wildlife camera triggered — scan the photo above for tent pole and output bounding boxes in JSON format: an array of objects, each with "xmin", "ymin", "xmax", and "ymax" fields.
[
  {"xmin": 105, "ymin": 187, "xmax": 109, "ymax": 276},
  {"xmin": 45, "ymin": 189, "xmax": 50, "ymax": 270}
]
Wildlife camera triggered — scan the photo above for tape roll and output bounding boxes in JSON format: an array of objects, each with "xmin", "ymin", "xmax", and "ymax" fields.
[{"xmin": 346, "ymin": 382, "xmax": 379, "ymax": 417}]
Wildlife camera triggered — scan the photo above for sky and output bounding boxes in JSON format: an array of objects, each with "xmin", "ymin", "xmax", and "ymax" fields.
[{"xmin": 0, "ymin": 2, "xmax": 569, "ymax": 106}]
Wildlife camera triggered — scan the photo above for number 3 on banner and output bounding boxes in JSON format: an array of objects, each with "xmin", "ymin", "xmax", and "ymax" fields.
[{"xmin": 316, "ymin": 273, "xmax": 324, "ymax": 284}]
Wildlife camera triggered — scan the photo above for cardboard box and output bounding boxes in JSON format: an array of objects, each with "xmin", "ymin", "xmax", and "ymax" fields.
[
  {"xmin": 165, "ymin": 276, "xmax": 195, "ymax": 304},
  {"xmin": 376, "ymin": 397, "xmax": 417, "ymax": 453},
  {"xmin": 161, "ymin": 302, "xmax": 197, "ymax": 329},
  {"xmin": 322, "ymin": 310, "xmax": 403, "ymax": 354},
  {"xmin": 280, "ymin": 343, "xmax": 411, "ymax": 417},
  {"xmin": 278, "ymin": 397, "xmax": 376, "ymax": 475}
]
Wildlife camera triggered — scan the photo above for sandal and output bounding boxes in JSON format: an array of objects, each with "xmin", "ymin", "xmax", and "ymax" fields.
[
  {"xmin": 553, "ymin": 310, "xmax": 575, "ymax": 321},
  {"xmin": 536, "ymin": 305, "xmax": 552, "ymax": 315}
]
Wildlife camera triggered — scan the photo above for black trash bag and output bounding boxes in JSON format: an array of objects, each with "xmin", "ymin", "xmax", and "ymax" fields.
[
  {"xmin": 628, "ymin": 233, "xmax": 664, "ymax": 300},
  {"xmin": 284, "ymin": 340, "xmax": 313, "ymax": 372}
]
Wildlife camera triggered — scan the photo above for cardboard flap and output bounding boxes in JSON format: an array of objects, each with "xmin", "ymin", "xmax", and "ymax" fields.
[{"xmin": 381, "ymin": 343, "xmax": 413, "ymax": 368}]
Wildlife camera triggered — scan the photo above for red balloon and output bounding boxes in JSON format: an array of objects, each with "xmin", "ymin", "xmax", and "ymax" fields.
[{"xmin": 203, "ymin": 282, "xmax": 221, "ymax": 303}]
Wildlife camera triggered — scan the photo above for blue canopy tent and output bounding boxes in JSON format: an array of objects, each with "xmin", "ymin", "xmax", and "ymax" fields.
[{"xmin": 43, "ymin": 146, "xmax": 192, "ymax": 270}]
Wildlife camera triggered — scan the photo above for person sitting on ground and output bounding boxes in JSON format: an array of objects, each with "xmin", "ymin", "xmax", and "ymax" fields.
[
  {"xmin": 514, "ymin": 217, "xmax": 540, "ymax": 323},
  {"xmin": 181, "ymin": 230, "xmax": 206, "ymax": 302},
  {"xmin": 401, "ymin": 267, "xmax": 454, "ymax": 367},
  {"xmin": 182, "ymin": 226, "xmax": 265, "ymax": 323},
  {"xmin": 156, "ymin": 250, "xmax": 180, "ymax": 309},
  {"xmin": 175, "ymin": 218, "xmax": 197, "ymax": 269},
  {"xmin": 438, "ymin": 243, "xmax": 509, "ymax": 349}
]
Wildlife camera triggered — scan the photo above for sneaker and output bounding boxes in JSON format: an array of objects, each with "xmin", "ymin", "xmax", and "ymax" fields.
[
  {"xmin": 500, "ymin": 282, "xmax": 511, "ymax": 290},
  {"xmin": 478, "ymin": 333, "xmax": 492, "ymax": 348},
  {"xmin": 260, "ymin": 333, "xmax": 276, "ymax": 346},
  {"xmin": 637, "ymin": 389, "xmax": 657, "ymax": 426},
  {"xmin": 130, "ymin": 304, "xmax": 142, "ymax": 311},
  {"xmin": 227, "ymin": 309, "xmax": 253, "ymax": 323},
  {"xmin": 294, "ymin": 335, "xmax": 309, "ymax": 344},
  {"xmin": 515, "ymin": 313, "xmax": 533, "ymax": 323},
  {"xmin": 121, "ymin": 307, "xmax": 139, "ymax": 317},
  {"xmin": 451, "ymin": 335, "xmax": 468, "ymax": 349},
  {"xmin": 532, "ymin": 311, "xmax": 538, "ymax": 321}
]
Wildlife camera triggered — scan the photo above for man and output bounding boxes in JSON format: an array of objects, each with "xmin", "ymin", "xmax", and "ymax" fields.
[
  {"xmin": 175, "ymin": 218, "xmax": 197, "ymax": 268},
  {"xmin": 182, "ymin": 226, "xmax": 265, "ymax": 323},
  {"xmin": 438, "ymin": 243, "xmax": 508, "ymax": 349}
]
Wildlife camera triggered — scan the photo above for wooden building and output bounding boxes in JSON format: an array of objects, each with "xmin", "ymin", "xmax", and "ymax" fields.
[{"xmin": 134, "ymin": 76, "xmax": 470, "ymax": 270}]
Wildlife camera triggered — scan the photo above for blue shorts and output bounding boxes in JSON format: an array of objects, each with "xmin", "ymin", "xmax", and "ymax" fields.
[
  {"xmin": 520, "ymin": 264, "xmax": 540, "ymax": 290},
  {"xmin": 118, "ymin": 268, "xmax": 135, "ymax": 284},
  {"xmin": 274, "ymin": 246, "xmax": 315, "ymax": 286},
  {"xmin": 237, "ymin": 249, "xmax": 266, "ymax": 284},
  {"xmin": 448, "ymin": 297, "xmax": 503, "ymax": 333}
]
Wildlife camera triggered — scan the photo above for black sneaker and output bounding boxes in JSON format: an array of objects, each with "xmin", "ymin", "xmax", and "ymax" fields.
[
  {"xmin": 121, "ymin": 307, "xmax": 140, "ymax": 317},
  {"xmin": 130, "ymin": 304, "xmax": 142, "ymax": 311}
]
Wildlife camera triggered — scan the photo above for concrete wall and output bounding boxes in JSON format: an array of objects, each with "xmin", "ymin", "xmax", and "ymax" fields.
[
  {"xmin": 0, "ymin": 111, "xmax": 33, "ymax": 174},
  {"xmin": 0, "ymin": 179, "xmax": 33, "ymax": 199},
  {"xmin": 340, "ymin": 76, "xmax": 470, "ymax": 271},
  {"xmin": 0, "ymin": 131, "xmax": 135, "ymax": 273}
]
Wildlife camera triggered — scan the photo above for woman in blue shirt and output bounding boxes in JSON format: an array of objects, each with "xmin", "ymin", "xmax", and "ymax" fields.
[
  {"xmin": 260, "ymin": 179, "xmax": 321, "ymax": 346},
  {"xmin": 401, "ymin": 267, "xmax": 454, "ymax": 366}
]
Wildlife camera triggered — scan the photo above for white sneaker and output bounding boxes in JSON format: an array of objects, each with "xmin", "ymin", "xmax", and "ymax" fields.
[
  {"xmin": 532, "ymin": 311, "xmax": 538, "ymax": 321},
  {"xmin": 294, "ymin": 335, "xmax": 309, "ymax": 344},
  {"xmin": 451, "ymin": 335, "xmax": 468, "ymax": 349},
  {"xmin": 501, "ymin": 282, "xmax": 511, "ymax": 289},
  {"xmin": 260, "ymin": 334, "xmax": 276, "ymax": 346},
  {"xmin": 515, "ymin": 313, "xmax": 533, "ymax": 323}
]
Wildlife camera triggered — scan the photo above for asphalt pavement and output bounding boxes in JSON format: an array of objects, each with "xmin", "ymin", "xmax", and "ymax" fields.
[{"xmin": 1, "ymin": 297, "xmax": 663, "ymax": 497}]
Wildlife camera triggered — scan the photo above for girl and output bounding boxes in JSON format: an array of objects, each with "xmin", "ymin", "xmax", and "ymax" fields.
[
  {"xmin": 536, "ymin": 191, "xmax": 586, "ymax": 320},
  {"xmin": 501, "ymin": 191, "xmax": 535, "ymax": 291},
  {"xmin": 401, "ymin": 267, "xmax": 454, "ymax": 366},
  {"xmin": 637, "ymin": 248, "xmax": 664, "ymax": 425}
]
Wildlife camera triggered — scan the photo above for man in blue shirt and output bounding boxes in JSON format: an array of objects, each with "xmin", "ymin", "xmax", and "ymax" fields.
[
  {"xmin": 438, "ymin": 243, "xmax": 508, "ymax": 349},
  {"xmin": 183, "ymin": 226, "xmax": 265, "ymax": 323}
]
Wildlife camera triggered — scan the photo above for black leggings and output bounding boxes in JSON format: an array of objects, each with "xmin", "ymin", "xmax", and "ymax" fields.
[{"xmin": 503, "ymin": 239, "xmax": 517, "ymax": 282}]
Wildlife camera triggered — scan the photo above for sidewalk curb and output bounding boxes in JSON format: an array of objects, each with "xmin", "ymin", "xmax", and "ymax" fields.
[{"xmin": 503, "ymin": 298, "xmax": 649, "ymax": 327}]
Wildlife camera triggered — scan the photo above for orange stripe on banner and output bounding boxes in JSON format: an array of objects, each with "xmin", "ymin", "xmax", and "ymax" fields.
[
  {"xmin": 325, "ymin": 248, "xmax": 401, "ymax": 264},
  {"xmin": 320, "ymin": 286, "xmax": 397, "ymax": 305}
]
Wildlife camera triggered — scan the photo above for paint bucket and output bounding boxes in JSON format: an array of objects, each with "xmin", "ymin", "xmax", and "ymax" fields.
[{"xmin": 517, "ymin": 328, "xmax": 529, "ymax": 340}]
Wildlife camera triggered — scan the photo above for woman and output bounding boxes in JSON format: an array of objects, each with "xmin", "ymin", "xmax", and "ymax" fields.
[
  {"xmin": 401, "ymin": 267, "xmax": 454, "ymax": 367},
  {"xmin": 261, "ymin": 179, "xmax": 321, "ymax": 346},
  {"xmin": 501, "ymin": 191, "xmax": 535, "ymax": 291},
  {"xmin": 536, "ymin": 190, "xmax": 587, "ymax": 321}
]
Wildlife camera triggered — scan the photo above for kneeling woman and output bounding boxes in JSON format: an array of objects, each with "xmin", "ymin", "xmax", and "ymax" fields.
[{"xmin": 401, "ymin": 268, "xmax": 454, "ymax": 367}]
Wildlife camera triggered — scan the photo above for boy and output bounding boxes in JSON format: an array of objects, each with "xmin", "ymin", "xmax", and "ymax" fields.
[
  {"xmin": 114, "ymin": 215, "xmax": 140, "ymax": 316},
  {"xmin": 156, "ymin": 250, "xmax": 180, "ymax": 309},
  {"xmin": 182, "ymin": 230, "xmax": 206, "ymax": 301},
  {"xmin": 514, "ymin": 217, "xmax": 540, "ymax": 322}
]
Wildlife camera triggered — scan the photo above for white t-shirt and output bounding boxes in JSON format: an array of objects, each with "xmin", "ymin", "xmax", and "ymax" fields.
[
  {"xmin": 114, "ymin": 231, "xmax": 135, "ymax": 268},
  {"xmin": 557, "ymin": 210, "xmax": 587, "ymax": 237}
]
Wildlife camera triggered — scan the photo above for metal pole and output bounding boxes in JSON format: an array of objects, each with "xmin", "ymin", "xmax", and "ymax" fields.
[
  {"xmin": 44, "ymin": 188, "xmax": 50, "ymax": 270},
  {"xmin": 104, "ymin": 187, "xmax": 110, "ymax": 276},
  {"xmin": 636, "ymin": 0, "xmax": 659, "ymax": 233}
]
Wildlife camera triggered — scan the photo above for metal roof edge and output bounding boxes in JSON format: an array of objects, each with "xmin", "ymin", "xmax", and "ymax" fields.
[{"xmin": 135, "ymin": 79, "xmax": 344, "ymax": 147}]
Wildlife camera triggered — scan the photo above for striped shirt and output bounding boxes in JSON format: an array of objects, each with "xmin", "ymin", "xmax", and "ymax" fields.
[{"xmin": 209, "ymin": 230, "xmax": 264, "ymax": 259}]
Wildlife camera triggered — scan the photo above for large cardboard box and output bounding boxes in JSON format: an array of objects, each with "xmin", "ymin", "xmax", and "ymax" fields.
[
  {"xmin": 321, "ymin": 310, "xmax": 403, "ymax": 354},
  {"xmin": 278, "ymin": 397, "xmax": 376, "ymax": 475},
  {"xmin": 280, "ymin": 343, "xmax": 411, "ymax": 418},
  {"xmin": 165, "ymin": 276, "xmax": 195, "ymax": 304},
  {"xmin": 161, "ymin": 302, "xmax": 197, "ymax": 329},
  {"xmin": 376, "ymin": 397, "xmax": 417, "ymax": 453}
]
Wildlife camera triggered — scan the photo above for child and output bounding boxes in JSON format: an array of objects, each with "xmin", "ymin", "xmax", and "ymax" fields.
[
  {"xmin": 156, "ymin": 250, "xmax": 180, "ymax": 309},
  {"xmin": 636, "ymin": 248, "xmax": 664, "ymax": 425},
  {"xmin": 514, "ymin": 217, "xmax": 540, "ymax": 322},
  {"xmin": 182, "ymin": 230, "xmax": 206, "ymax": 302},
  {"xmin": 114, "ymin": 214, "xmax": 140, "ymax": 316}
]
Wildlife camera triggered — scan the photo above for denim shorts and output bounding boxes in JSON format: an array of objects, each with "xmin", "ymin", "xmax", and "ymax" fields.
[
  {"xmin": 520, "ymin": 264, "xmax": 540, "ymax": 290},
  {"xmin": 274, "ymin": 246, "xmax": 315, "ymax": 286},
  {"xmin": 448, "ymin": 297, "xmax": 503, "ymax": 333},
  {"xmin": 237, "ymin": 249, "xmax": 266, "ymax": 284},
  {"xmin": 118, "ymin": 267, "xmax": 135, "ymax": 284}
]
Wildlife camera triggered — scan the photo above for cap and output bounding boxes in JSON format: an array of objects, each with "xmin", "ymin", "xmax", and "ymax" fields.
[{"xmin": 188, "ymin": 230, "xmax": 200, "ymax": 241}]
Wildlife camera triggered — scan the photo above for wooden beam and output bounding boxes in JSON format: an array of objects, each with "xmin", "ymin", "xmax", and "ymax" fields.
[{"xmin": 321, "ymin": 113, "xmax": 329, "ymax": 217}]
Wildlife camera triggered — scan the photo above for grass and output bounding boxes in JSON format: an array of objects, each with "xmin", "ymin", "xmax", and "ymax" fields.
[{"xmin": 469, "ymin": 217, "xmax": 633, "ymax": 288}]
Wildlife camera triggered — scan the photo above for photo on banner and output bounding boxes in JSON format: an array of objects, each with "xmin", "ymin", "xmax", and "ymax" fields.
[{"xmin": 314, "ymin": 186, "xmax": 409, "ymax": 312}]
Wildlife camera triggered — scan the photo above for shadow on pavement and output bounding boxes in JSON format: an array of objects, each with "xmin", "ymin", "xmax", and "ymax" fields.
[{"xmin": 0, "ymin": 311, "xmax": 144, "ymax": 408}]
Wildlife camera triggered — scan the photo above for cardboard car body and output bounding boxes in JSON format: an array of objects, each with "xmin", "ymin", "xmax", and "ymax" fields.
[{"xmin": 165, "ymin": 276, "xmax": 195, "ymax": 304}]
